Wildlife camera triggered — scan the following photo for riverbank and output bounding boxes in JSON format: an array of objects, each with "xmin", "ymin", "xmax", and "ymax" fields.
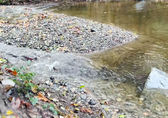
[
  {"xmin": 0, "ymin": 44, "xmax": 104, "ymax": 117},
  {"xmin": 0, "ymin": 5, "xmax": 137, "ymax": 53}
]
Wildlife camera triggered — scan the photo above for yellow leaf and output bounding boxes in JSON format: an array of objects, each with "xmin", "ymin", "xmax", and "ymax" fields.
[
  {"xmin": 6, "ymin": 110, "xmax": 14, "ymax": 115},
  {"xmin": 71, "ymin": 103, "xmax": 79, "ymax": 107},
  {"xmin": 32, "ymin": 85, "xmax": 38, "ymax": 93},
  {"xmin": 0, "ymin": 58, "xmax": 7, "ymax": 64},
  {"xmin": 2, "ymin": 115, "xmax": 6, "ymax": 118}
]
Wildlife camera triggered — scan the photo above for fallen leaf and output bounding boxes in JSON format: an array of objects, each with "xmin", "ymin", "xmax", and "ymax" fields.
[
  {"xmin": 30, "ymin": 97, "xmax": 38, "ymax": 106},
  {"xmin": 1, "ymin": 115, "xmax": 6, "ymax": 118},
  {"xmin": 4, "ymin": 85, "xmax": 13, "ymax": 92},
  {"xmin": 11, "ymin": 98, "xmax": 21, "ymax": 109},
  {"xmin": 31, "ymin": 85, "xmax": 38, "ymax": 93},
  {"xmin": 71, "ymin": 103, "xmax": 79, "ymax": 107},
  {"xmin": 8, "ymin": 97, "xmax": 13, "ymax": 102},
  {"xmin": 79, "ymin": 85, "xmax": 85, "ymax": 89},
  {"xmin": 11, "ymin": 70, "xmax": 17, "ymax": 76},
  {"xmin": 119, "ymin": 115, "xmax": 126, "ymax": 118},
  {"xmin": 21, "ymin": 100, "xmax": 32, "ymax": 108},
  {"xmin": 36, "ymin": 92, "xmax": 49, "ymax": 102},
  {"xmin": 0, "ymin": 58, "xmax": 7, "ymax": 64},
  {"xmin": 6, "ymin": 110, "xmax": 14, "ymax": 115},
  {"xmin": 5, "ymin": 68, "xmax": 13, "ymax": 73},
  {"xmin": 80, "ymin": 107, "xmax": 93, "ymax": 114},
  {"xmin": 5, "ymin": 68, "xmax": 17, "ymax": 76}
]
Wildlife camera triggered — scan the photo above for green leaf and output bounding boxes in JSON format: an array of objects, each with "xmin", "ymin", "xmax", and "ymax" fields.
[
  {"xmin": 119, "ymin": 115, "xmax": 126, "ymax": 118},
  {"xmin": 49, "ymin": 105, "xmax": 58, "ymax": 115},
  {"xmin": 13, "ymin": 79, "xmax": 22, "ymax": 86},
  {"xmin": 42, "ymin": 104, "xmax": 48, "ymax": 109},
  {"xmin": 1, "ymin": 64, "xmax": 8, "ymax": 70},
  {"xmin": 79, "ymin": 85, "xmax": 85, "ymax": 89},
  {"xmin": 27, "ymin": 60, "xmax": 32, "ymax": 66},
  {"xmin": 30, "ymin": 97, "xmax": 38, "ymax": 106}
]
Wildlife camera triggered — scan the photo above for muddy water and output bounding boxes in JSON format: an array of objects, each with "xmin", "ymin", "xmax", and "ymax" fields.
[{"xmin": 52, "ymin": 1, "xmax": 168, "ymax": 86}]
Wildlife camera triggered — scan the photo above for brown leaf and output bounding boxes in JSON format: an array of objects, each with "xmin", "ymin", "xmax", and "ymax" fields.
[
  {"xmin": 5, "ymin": 68, "xmax": 17, "ymax": 76},
  {"xmin": 80, "ymin": 107, "xmax": 93, "ymax": 114},
  {"xmin": 36, "ymin": 92, "xmax": 49, "ymax": 102},
  {"xmin": 21, "ymin": 100, "xmax": 31, "ymax": 108},
  {"xmin": 4, "ymin": 85, "xmax": 13, "ymax": 92}
]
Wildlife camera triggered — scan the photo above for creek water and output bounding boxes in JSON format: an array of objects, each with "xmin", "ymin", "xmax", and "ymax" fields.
[{"xmin": 52, "ymin": 1, "xmax": 168, "ymax": 87}]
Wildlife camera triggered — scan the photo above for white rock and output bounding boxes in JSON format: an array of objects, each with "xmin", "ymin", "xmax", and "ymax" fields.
[
  {"xmin": 2, "ymin": 79, "xmax": 15, "ymax": 87},
  {"xmin": 145, "ymin": 68, "xmax": 168, "ymax": 89}
]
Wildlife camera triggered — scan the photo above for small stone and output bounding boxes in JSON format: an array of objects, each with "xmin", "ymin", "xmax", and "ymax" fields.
[
  {"xmin": 52, "ymin": 98, "xmax": 58, "ymax": 102},
  {"xmin": 50, "ymin": 76, "xmax": 55, "ymax": 83},
  {"xmin": 80, "ymin": 94, "xmax": 87, "ymax": 100},
  {"xmin": 88, "ymin": 99, "xmax": 96, "ymax": 105},
  {"xmin": 90, "ymin": 29, "xmax": 95, "ymax": 32},
  {"xmin": 45, "ymin": 80, "xmax": 50, "ymax": 85},
  {"xmin": 116, "ymin": 98, "xmax": 122, "ymax": 102}
]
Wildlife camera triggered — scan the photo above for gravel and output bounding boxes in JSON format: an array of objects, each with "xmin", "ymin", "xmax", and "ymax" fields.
[{"xmin": 0, "ymin": 6, "xmax": 138, "ymax": 53}]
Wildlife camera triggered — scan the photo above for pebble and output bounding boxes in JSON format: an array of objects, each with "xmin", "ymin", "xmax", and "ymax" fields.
[{"xmin": 88, "ymin": 99, "xmax": 96, "ymax": 105}]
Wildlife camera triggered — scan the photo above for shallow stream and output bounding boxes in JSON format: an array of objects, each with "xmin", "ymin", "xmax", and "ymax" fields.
[
  {"xmin": 52, "ymin": 1, "xmax": 168, "ymax": 86},
  {"xmin": 49, "ymin": 2, "xmax": 168, "ymax": 116}
]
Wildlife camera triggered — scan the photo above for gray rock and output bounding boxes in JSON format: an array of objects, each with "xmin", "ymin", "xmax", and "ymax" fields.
[
  {"xmin": 145, "ymin": 68, "xmax": 168, "ymax": 89},
  {"xmin": 88, "ymin": 99, "xmax": 96, "ymax": 105}
]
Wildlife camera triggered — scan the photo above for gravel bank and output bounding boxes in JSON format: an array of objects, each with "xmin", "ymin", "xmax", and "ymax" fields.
[
  {"xmin": 0, "ymin": 6, "xmax": 137, "ymax": 53},
  {"xmin": 0, "ymin": 43, "xmax": 122, "ymax": 118}
]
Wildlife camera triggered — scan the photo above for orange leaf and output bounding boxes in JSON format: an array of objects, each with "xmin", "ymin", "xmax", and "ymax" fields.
[
  {"xmin": 12, "ymin": 70, "xmax": 17, "ymax": 76},
  {"xmin": 36, "ymin": 92, "xmax": 49, "ymax": 102},
  {"xmin": 80, "ymin": 107, "xmax": 93, "ymax": 114},
  {"xmin": 5, "ymin": 68, "xmax": 17, "ymax": 76}
]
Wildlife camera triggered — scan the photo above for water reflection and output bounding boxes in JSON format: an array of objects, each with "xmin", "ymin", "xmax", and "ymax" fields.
[
  {"xmin": 135, "ymin": 1, "xmax": 146, "ymax": 11},
  {"xmin": 52, "ymin": 1, "xmax": 168, "ymax": 86}
]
